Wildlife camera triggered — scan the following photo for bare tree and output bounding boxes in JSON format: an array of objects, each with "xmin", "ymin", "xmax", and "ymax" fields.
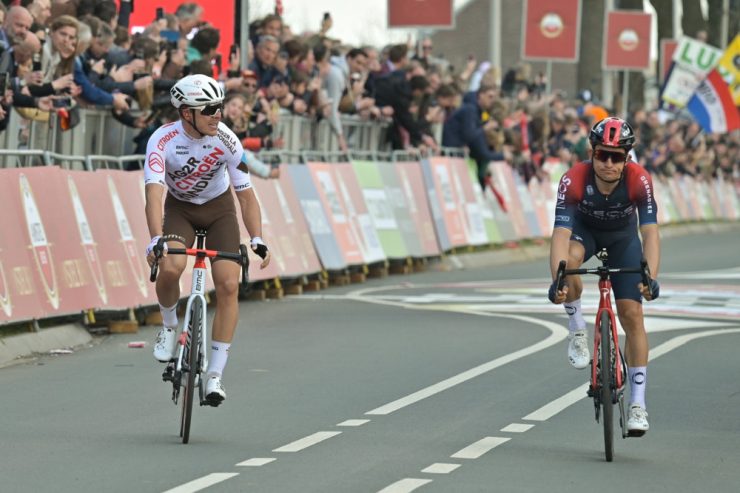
[
  {"xmin": 649, "ymin": 0, "xmax": 674, "ymax": 81},
  {"xmin": 681, "ymin": 0, "xmax": 708, "ymax": 37},
  {"xmin": 707, "ymin": 0, "xmax": 724, "ymax": 47},
  {"xmin": 577, "ymin": 0, "xmax": 606, "ymax": 100}
]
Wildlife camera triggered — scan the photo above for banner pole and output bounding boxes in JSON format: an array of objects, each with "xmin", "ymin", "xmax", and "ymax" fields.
[
  {"xmin": 622, "ymin": 70, "xmax": 630, "ymax": 118},
  {"xmin": 546, "ymin": 60, "xmax": 552, "ymax": 95}
]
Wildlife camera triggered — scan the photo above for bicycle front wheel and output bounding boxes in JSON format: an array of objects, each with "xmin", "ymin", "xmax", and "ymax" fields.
[
  {"xmin": 599, "ymin": 310, "xmax": 614, "ymax": 462},
  {"xmin": 181, "ymin": 297, "xmax": 203, "ymax": 444}
]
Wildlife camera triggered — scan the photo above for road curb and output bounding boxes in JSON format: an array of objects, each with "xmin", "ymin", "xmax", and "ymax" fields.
[{"xmin": 0, "ymin": 324, "xmax": 93, "ymax": 368}]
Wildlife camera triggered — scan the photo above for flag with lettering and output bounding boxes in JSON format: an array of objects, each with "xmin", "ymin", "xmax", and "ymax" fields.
[{"xmin": 661, "ymin": 36, "xmax": 723, "ymax": 108}]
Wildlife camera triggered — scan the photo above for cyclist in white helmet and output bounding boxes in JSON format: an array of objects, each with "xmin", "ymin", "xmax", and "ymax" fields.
[{"xmin": 143, "ymin": 74, "xmax": 271, "ymax": 406}]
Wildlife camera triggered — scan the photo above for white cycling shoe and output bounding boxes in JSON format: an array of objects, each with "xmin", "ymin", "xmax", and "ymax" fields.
[
  {"xmin": 205, "ymin": 375, "xmax": 226, "ymax": 406},
  {"xmin": 567, "ymin": 330, "xmax": 590, "ymax": 369},
  {"xmin": 627, "ymin": 404, "xmax": 649, "ymax": 436},
  {"xmin": 153, "ymin": 327, "xmax": 177, "ymax": 362}
]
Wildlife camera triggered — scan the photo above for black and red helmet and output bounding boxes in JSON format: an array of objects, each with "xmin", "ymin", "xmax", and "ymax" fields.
[{"xmin": 589, "ymin": 117, "xmax": 636, "ymax": 151}]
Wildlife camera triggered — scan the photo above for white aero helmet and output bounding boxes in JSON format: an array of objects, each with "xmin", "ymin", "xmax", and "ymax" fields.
[{"xmin": 170, "ymin": 74, "xmax": 224, "ymax": 109}]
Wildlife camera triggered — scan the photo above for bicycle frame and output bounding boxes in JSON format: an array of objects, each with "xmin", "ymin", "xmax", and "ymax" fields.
[{"xmin": 592, "ymin": 276, "xmax": 624, "ymax": 395}]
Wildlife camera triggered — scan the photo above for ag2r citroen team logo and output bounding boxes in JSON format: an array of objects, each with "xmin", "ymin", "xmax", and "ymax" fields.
[
  {"xmin": 540, "ymin": 13, "xmax": 564, "ymax": 38},
  {"xmin": 20, "ymin": 174, "xmax": 60, "ymax": 309}
]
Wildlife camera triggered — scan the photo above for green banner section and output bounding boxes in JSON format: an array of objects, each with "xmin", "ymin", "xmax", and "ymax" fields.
[{"xmin": 351, "ymin": 160, "xmax": 410, "ymax": 259}]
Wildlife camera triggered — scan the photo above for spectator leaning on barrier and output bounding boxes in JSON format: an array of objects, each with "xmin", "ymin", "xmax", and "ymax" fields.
[
  {"xmin": 443, "ymin": 84, "xmax": 509, "ymax": 188},
  {"xmin": 313, "ymin": 41, "xmax": 347, "ymax": 151},
  {"xmin": 186, "ymin": 26, "xmax": 219, "ymax": 64}
]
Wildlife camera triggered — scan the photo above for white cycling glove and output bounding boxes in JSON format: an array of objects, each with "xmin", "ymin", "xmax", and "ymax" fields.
[
  {"xmin": 145, "ymin": 235, "xmax": 168, "ymax": 256},
  {"xmin": 250, "ymin": 236, "xmax": 269, "ymax": 259}
]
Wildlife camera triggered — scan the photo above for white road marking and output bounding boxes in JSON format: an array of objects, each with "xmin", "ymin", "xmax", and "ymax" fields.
[
  {"xmin": 272, "ymin": 431, "xmax": 342, "ymax": 452},
  {"xmin": 501, "ymin": 423, "xmax": 535, "ymax": 433},
  {"xmin": 365, "ymin": 313, "xmax": 566, "ymax": 415},
  {"xmin": 450, "ymin": 437, "xmax": 510, "ymax": 459},
  {"xmin": 235, "ymin": 458, "xmax": 276, "ymax": 467},
  {"xmin": 421, "ymin": 463, "xmax": 460, "ymax": 474},
  {"xmin": 377, "ymin": 478, "xmax": 433, "ymax": 493},
  {"xmin": 523, "ymin": 327, "xmax": 740, "ymax": 422},
  {"xmin": 337, "ymin": 419, "xmax": 370, "ymax": 427},
  {"xmin": 162, "ymin": 473, "xmax": 239, "ymax": 493}
]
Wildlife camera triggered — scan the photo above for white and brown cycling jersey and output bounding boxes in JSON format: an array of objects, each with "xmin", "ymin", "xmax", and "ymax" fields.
[{"xmin": 144, "ymin": 121, "xmax": 252, "ymax": 204}]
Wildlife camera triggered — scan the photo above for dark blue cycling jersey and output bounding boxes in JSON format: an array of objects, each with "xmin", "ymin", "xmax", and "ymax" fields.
[{"xmin": 554, "ymin": 161, "xmax": 658, "ymax": 231}]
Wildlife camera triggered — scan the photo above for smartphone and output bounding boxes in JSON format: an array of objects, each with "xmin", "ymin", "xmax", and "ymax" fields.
[
  {"xmin": 156, "ymin": 7, "xmax": 164, "ymax": 20},
  {"xmin": 323, "ymin": 12, "xmax": 331, "ymax": 21},
  {"xmin": 230, "ymin": 44, "xmax": 238, "ymax": 58},
  {"xmin": 53, "ymin": 97, "xmax": 72, "ymax": 108}
]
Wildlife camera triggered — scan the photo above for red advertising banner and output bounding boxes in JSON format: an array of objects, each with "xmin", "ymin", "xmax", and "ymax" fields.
[
  {"xmin": 247, "ymin": 169, "xmax": 322, "ymax": 279},
  {"xmin": 604, "ymin": 10, "xmax": 652, "ymax": 71},
  {"xmin": 123, "ymin": 0, "xmax": 235, "ymax": 69},
  {"xmin": 522, "ymin": 0, "xmax": 581, "ymax": 62},
  {"xmin": 388, "ymin": 0, "xmax": 453, "ymax": 28},
  {"xmin": 660, "ymin": 39, "xmax": 678, "ymax": 84}
]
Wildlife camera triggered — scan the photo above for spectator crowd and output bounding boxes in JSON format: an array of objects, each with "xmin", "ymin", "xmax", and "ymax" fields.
[{"xmin": 0, "ymin": 0, "xmax": 737, "ymax": 185}]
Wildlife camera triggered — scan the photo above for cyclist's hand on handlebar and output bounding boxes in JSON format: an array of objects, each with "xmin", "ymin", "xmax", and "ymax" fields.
[
  {"xmin": 638, "ymin": 277, "xmax": 660, "ymax": 301},
  {"xmin": 145, "ymin": 235, "xmax": 167, "ymax": 267},
  {"xmin": 548, "ymin": 279, "xmax": 569, "ymax": 304},
  {"xmin": 250, "ymin": 236, "xmax": 271, "ymax": 269}
]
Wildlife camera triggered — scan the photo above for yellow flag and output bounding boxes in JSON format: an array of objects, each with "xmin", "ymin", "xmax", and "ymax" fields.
[{"xmin": 717, "ymin": 35, "xmax": 740, "ymax": 105}]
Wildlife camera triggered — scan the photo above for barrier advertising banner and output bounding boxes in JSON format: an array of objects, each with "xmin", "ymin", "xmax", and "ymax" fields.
[
  {"xmin": 352, "ymin": 160, "xmax": 409, "ymax": 259},
  {"xmin": 661, "ymin": 36, "xmax": 723, "ymax": 108},
  {"xmin": 466, "ymin": 159, "xmax": 503, "ymax": 245},
  {"xmin": 603, "ymin": 10, "xmax": 652, "ymax": 71},
  {"xmin": 487, "ymin": 162, "xmax": 531, "ymax": 239},
  {"xmin": 424, "ymin": 157, "xmax": 469, "ymax": 249},
  {"xmin": 287, "ymin": 165, "xmax": 346, "ymax": 272},
  {"xmin": 388, "ymin": 0, "xmax": 453, "ymax": 28},
  {"xmin": 393, "ymin": 162, "xmax": 441, "ymax": 257},
  {"xmin": 522, "ymin": 0, "xmax": 581, "ymax": 62},
  {"xmin": 449, "ymin": 157, "xmax": 488, "ymax": 246}
]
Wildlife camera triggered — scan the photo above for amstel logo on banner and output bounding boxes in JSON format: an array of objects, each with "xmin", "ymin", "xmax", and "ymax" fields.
[
  {"xmin": 107, "ymin": 176, "xmax": 148, "ymax": 298},
  {"xmin": 0, "ymin": 260, "xmax": 11, "ymax": 317},
  {"xmin": 618, "ymin": 29, "xmax": 639, "ymax": 51},
  {"xmin": 540, "ymin": 13, "xmax": 564, "ymax": 38},
  {"xmin": 19, "ymin": 174, "xmax": 60, "ymax": 309},
  {"xmin": 68, "ymin": 176, "xmax": 108, "ymax": 304}
]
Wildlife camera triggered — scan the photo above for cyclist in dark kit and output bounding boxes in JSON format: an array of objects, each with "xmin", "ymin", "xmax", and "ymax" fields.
[{"xmin": 548, "ymin": 116, "xmax": 661, "ymax": 436}]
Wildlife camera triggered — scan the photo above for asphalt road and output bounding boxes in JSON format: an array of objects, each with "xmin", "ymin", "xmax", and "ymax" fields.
[{"xmin": 1, "ymin": 228, "xmax": 739, "ymax": 493}]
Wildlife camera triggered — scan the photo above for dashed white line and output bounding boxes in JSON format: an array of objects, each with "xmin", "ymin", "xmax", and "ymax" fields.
[
  {"xmin": 500, "ymin": 423, "xmax": 535, "ymax": 433},
  {"xmin": 421, "ymin": 463, "xmax": 460, "ymax": 474},
  {"xmin": 337, "ymin": 419, "xmax": 370, "ymax": 427},
  {"xmin": 450, "ymin": 437, "xmax": 510, "ymax": 459},
  {"xmin": 272, "ymin": 431, "xmax": 342, "ymax": 452},
  {"xmin": 236, "ymin": 458, "xmax": 276, "ymax": 467},
  {"xmin": 377, "ymin": 478, "xmax": 433, "ymax": 493},
  {"xmin": 523, "ymin": 383, "xmax": 590, "ymax": 422},
  {"xmin": 162, "ymin": 473, "xmax": 239, "ymax": 493}
]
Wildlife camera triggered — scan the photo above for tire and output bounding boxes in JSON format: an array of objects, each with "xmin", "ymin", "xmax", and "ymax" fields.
[
  {"xmin": 600, "ymin": 310, "xmax": 614, "ymax": 462},
  {"xmin": 181, "ymin": 298, "xmax": 202, "ymax": 444}
]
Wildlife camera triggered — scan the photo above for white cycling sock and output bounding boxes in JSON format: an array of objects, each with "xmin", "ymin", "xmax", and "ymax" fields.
[
  {"xmin": 159, "ymin": 302, "xmax": 178, "ymax": 328},
  {"xmin": 629, "ymin": 366, "xmax": 647, "ymax": 408},
  {"xmin": 207, "ymin": 341, "xmax": 231, "ymax": 377},
  {"xmin": 564, "ymin": 299, "xmax": 586, "ymax": 333}
]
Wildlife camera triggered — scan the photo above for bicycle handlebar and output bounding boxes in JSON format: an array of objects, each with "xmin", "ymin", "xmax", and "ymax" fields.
[
  {"xmin": 149, "ymin": 235, "xmax": 250, "ymax": 288},
  {"xmin": 555, "ymin": 258, "xmax": 651, "ymax": 292}
]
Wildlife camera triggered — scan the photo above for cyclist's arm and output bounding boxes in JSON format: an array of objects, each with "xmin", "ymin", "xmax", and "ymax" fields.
[
  {"xmin": 235, "ymin": 188, "xmax": 263, "ymax": 240},
  {"xmin": 550, "ymin": 226, "xmax": 572, "ymax": 279},
  {"xmin": 145, "ymin": 184, "xmax": 166, "ymax": 238},
  {"xmin": 640, "ymin": 223, "xmax": 660, "ymax": 278}
]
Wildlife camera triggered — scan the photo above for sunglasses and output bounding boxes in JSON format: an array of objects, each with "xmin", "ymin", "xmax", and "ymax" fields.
[
  {"xmin": 594, "ymin": 149, "xmax": 627, "ymax": 164},
  {"xmin": 199, "ymin": 103, "xmax": 223, "ymax": 116}
]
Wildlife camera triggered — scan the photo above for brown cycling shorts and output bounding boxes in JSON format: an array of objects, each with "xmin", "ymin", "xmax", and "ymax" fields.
[{"xmin": 163, "ymin": 190, "xmax": 240, "ymax": 263}]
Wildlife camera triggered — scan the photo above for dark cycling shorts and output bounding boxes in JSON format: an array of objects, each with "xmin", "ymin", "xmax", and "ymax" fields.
[
  {"xmin": 163, "ymin": 190, "xmax": 240, "ymax": 264},
  {"xmin": 570, "ymin": 219, "xmax": 643, "ymax": 302}
]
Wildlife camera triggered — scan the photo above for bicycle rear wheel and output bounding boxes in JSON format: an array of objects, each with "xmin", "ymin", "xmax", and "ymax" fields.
[
  {"xmin": 180, "ymin": 298, "xmax": 203, "ymax": 444},
  {"xmin": 599, "ymin": 310, "xmax": 614, "ymax": 462}
]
